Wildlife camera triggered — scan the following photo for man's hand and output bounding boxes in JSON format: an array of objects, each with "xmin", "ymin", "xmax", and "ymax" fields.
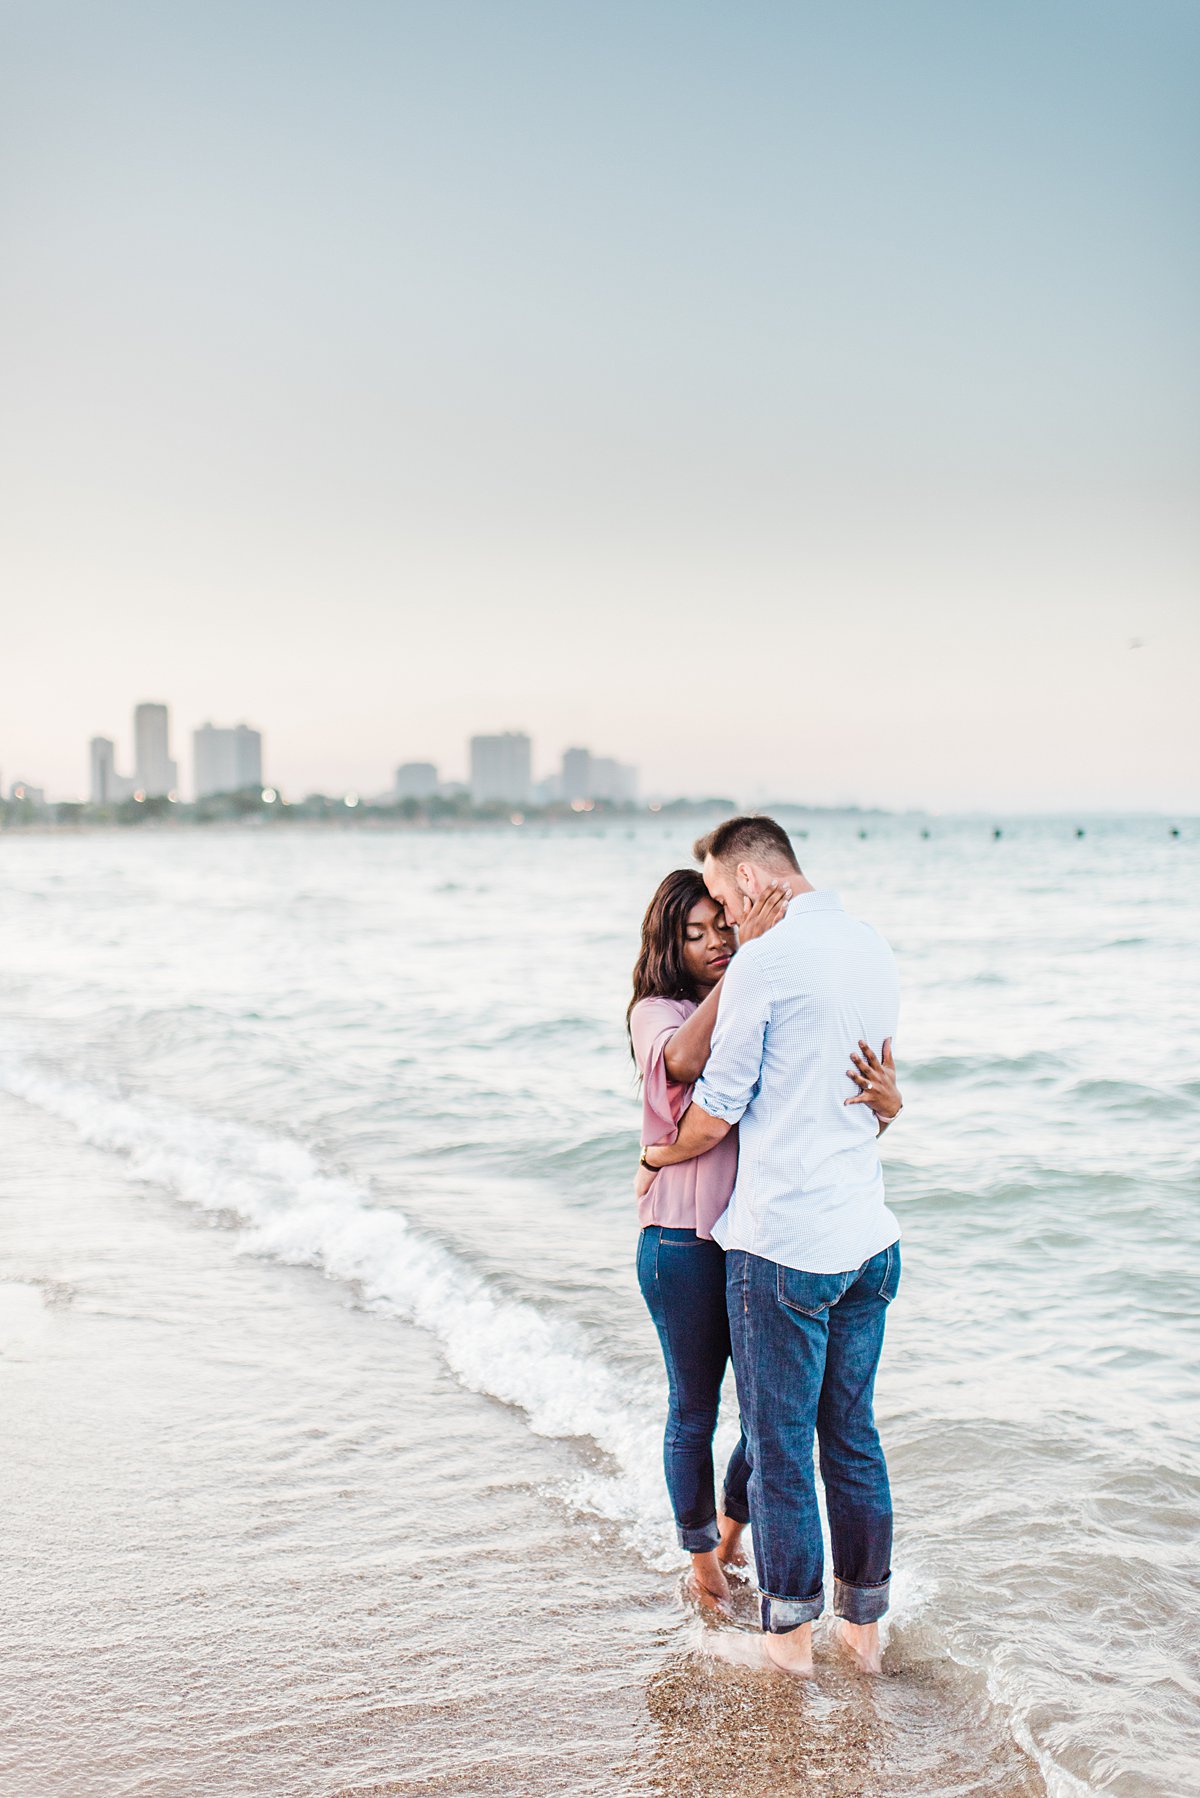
[
  {"xmin": 737, "ymin": 882, "xmax": 790, "ymax": 944},
  {"xmin": 844, "ymin": 1038, "xmax": 902, "ymax": 1127}
]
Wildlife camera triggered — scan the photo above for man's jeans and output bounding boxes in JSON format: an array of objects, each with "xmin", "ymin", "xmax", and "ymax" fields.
[
  {"xmin": 726, "ymin": 1242, "xmax": 901, "ymax": 1631},
  {"xmin": 637, "ymin": 1226, "xmax": 752, "ymax": 1552}
]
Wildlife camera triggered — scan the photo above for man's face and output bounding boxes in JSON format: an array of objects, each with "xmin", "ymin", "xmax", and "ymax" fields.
[{"xmin": 702, "ymin": 854, "xmax": 749, "ymax": 930}]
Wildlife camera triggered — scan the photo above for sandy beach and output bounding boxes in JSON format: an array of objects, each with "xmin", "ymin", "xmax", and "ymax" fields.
[{"xmin": 1, "ymin": 1094, "xmax": 1043, "ymax": 1798}]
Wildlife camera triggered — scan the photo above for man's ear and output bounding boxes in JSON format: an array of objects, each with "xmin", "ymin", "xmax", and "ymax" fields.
[{"xmin": 735, "ymin": 861, "xmax": 756, "ymax": 902}]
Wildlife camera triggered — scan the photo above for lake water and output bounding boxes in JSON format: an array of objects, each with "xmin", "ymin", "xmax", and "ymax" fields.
[{"xmin": 1, "ymin": 815, "xmax": 1197, "ymax": 1797}]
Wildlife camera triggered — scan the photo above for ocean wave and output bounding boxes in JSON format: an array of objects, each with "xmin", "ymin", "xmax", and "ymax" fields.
[
  {"xmin": 0, "ymin": 1054, "xmax": 1125, "ymax": 1795},
  {"xmin": 910, "ymin": 1050, "xmax": 1068, "ymax": 1084},
  {"xmin": 0, "ymin": 1057, "xmax": 677, "ymax": 1563},
  {"xmin": 1066, "ymin": 1077, "xmax": 1195, "ymax": 1118}
]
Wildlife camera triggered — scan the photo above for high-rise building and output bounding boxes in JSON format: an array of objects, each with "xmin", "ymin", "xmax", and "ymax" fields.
[
  {"xmin": 394, "ymin": 761, "xmax": 439, "ymax": 800},
  {"xmin": 469, "ymin": 732, "xmax": 532, "ymax": 805},
  {"xmin": 90, "ymin": 737, "xmax": 117, "ymax": 804},
  {"xmin": 559, "ymin": 746, "xmax": 638, "ymax": 805},
  {"xmin": 590, "ymin": 757, "xmax": 638, "ymax": 804},
  {"xmin": 232, "ymin": 724, "xmax": 262, "ymax": 791},
  {"xmin": 193, "ymin": 723, "xmax": 264, "ymax": 798},
  {"xmin": 561, "ymin": 747, "xmax": 592, "ymax": 803},
  {"xmin": 90, "ymin": 735, "xmax": 135, "ymax": 804},
  {"xmin": 134, "ymin": 703, "xmax": 178, "ymax": 798}
]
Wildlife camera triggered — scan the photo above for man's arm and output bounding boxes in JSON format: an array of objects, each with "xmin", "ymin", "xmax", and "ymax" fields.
[
  {"xmin": 642, "ymin": 1100, "xmax": 730, "ymax": 1167},
  {"xmin": 643, "ymin": 951, "xmax": 770, "ymax": 1168},
  {"xmin": 662, "ymin": 883, "xmax": 789, "ymax": 1083}
]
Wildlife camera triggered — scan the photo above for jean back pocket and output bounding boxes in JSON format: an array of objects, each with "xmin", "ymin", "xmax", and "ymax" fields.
[{"xmin": 777, "ymin": 1264, "xmax": 856, "ymax": 1318}]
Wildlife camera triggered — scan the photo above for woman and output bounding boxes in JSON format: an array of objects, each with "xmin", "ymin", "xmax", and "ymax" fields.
[{"xmin": 628, "ymin": 868, "xmax": 900, "ymax": 1608}]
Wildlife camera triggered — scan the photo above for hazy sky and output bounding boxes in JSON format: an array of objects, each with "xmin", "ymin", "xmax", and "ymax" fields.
[{"xmin": 3, "ymin": 0, "xmax": 1197, "ymax": 808}]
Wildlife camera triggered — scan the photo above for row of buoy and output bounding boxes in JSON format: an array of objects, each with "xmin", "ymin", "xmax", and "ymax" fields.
[{"xmin": 838, "ymin": 825, "xmax": 1186, "ymax": 841}]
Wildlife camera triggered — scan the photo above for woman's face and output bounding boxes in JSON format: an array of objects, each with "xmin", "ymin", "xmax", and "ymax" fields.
[{"xmin": 681, "ymin": 895, "xmax": 735, "ymax": 991}]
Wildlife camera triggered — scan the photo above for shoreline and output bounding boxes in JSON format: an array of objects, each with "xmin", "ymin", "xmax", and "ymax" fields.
[
  {"xmin": 0, "ymin": 805, "xmax": 1192, "ymax": 839},
  {"xmin": 0, "ymin": 1089, "xmax": 1047, "ymax": 1798}
]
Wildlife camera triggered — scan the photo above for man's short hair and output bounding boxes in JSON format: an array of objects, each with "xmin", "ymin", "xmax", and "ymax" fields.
[{"xmin": 694, "ymin": 814, "xmax": 801, "ymax": 872}]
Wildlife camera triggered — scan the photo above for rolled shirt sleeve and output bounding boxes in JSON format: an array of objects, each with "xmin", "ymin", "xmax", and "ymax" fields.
[{"xmin": 692, "ymin": 948, "xmax": 771, "ymax": 1126}]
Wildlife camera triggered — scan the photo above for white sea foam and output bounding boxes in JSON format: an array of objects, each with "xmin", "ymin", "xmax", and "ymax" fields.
[
  {"xmin": 0, "ymin": 1055, "xmax": 949, "ymax": 1617},
  {"xmin": 0, "ymin": 1058, "xmax": 679, "ymax": 1563}
]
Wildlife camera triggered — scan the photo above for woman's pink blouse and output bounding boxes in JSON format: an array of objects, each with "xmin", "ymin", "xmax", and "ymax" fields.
[{"xmin": 629, "ymin": 995, "xmax": 739, "ymax": 1241}]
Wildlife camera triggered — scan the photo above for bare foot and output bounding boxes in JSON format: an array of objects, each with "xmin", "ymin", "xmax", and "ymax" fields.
[
  {"xmin": 686, "ymin": 1550, "xmax": 731, "ymax": 1610},
  {"xmin": 832, "ymin": 1617, "xmax": 883, "ymax": 1674},
  {"xmin": 763, "ymin": 1623, "xmax": 814, "ymax": 1677},
  {"xmin": 699, "ymin": 1627, "xmax": 774, "ymax": 1671},
  {"xmin": 716, "ymin": 1513, "xmax": 748, "ymax": 1568}
]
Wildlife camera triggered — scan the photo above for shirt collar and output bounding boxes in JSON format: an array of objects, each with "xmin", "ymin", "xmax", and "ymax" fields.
[{"xmin": 784, "ymin": 889, "xmax": 843, "ymax": 916}]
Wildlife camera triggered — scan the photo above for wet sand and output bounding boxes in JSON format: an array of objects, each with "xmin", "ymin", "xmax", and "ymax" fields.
[{"xmin": 1, "ymin": 1094, "xmax": 1041, "ymax": 1796}]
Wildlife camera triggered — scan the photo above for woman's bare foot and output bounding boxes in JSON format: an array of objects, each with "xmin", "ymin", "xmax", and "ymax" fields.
[
  {"xmin": 832, "ymin": 1618, "xmax": 883, "ymax": 1673},
  {"xmin": 763, "ymin": 1623, "xmax": 814, "ymax": 1677},
  {"xmin": 716, "ymin": 1512, "xmax": 748, "ymax": 1568},
  {"xmin": 686, "ymin": 1549, "xmax": 731, "ymax": 1610}
]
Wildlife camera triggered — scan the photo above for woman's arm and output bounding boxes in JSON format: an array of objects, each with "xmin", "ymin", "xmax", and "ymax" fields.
[
  {"xmin": 661, "ymin": 982, "xmax": 723, "ymax": 1084},
  {"xmin": 844, "ymin": 1038, "xmax": 903, "ymax": 1135},
  {"xmin": 662, "ymin": 884, "xmax": 790, "ymax": 1084}
]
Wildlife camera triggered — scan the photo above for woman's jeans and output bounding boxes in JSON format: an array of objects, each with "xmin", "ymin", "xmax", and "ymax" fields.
[
  {"xmin": 637, "ymin": 1226, "xmax": 751, "ymax": 1553},
  {"xmin": 726, "ymin": 1242, "xmax": 901, "ymax": 1632}
]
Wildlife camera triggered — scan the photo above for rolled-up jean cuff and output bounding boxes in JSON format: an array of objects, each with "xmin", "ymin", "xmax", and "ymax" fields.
[
  {"xmin": 761, "ymin": 1588, "xmax": 824, "ymax": 1632},
  {"xmin": 721, "ymin": 1493, "xmax": 750, "ymax": 1526},
  {"xmin": 678, "ymin": 1518, "xmax": 720, "ymax": 1553},
  {"xmin": 833, "ymin": 1574, "xmax": 891, "ymax": 1624}
]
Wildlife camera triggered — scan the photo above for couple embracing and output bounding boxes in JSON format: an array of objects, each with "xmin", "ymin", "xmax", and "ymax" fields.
[{"xmin": 628, "ymin": 815, "xmax": 903, "ymax": 1677}]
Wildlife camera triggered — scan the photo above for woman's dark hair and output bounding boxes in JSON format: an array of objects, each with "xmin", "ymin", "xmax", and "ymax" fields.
[{"xmin": 626, "ymin": 868, "xmax": 713, "ymax": 1051}]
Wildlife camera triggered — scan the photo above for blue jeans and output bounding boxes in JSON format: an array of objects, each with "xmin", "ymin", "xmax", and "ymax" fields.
[
  {"xmin": 727, "ymin": 1243, "xmax": 901, "ymax": 1630},
  {"xmin": 637, "ymin": 1227, "xmax": 751, "ymax": 1552}
]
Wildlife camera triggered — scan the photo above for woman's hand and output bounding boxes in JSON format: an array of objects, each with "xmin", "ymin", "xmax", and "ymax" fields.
[
  {"xmin": 635, "ymin": 1161, "xmax": 659, "ymax": 1200},
  {"xmin": 737, "ymin": 882, "xmax": 790, "ymax": 944},
  {"xmin": 844, "ymin": 1038, "xmax": 902, "ymax": 1126}
]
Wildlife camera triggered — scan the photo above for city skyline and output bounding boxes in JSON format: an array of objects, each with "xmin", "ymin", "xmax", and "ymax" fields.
[
  {"xmin": 9, "ymin": 700, "xmax": 653, "ymax": 809},
  {"xmin": 2, "ymin": 4, "xmax": 1197, "ymax": 813},
  {"xmin": 2, "ymin": 675, "xmax": 1198, "ymax": 812}
]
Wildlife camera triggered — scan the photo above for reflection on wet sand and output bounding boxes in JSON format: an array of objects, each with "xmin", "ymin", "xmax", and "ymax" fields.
[{"xmin": 624, "ymin": 1610, "xmax": 1045, "ymax": 1798}]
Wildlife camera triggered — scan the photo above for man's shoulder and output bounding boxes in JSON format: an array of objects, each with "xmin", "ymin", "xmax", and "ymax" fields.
[
  {"xmin": 760, "ymin": 907, "xmax": 898, "ymax": 997},
  {"xmin": 724, "ymin": 933, "xmax": 778, "ymax": 987}
]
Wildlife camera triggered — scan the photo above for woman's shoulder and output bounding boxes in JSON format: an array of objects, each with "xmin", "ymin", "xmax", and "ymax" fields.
[
  {"xmin": 630, "ymin": 994, "xmax": 695, "ymax": 1025},
  {"xmin": 629, "ymin": 995, "xmax": 695, "ymax": 1059}
]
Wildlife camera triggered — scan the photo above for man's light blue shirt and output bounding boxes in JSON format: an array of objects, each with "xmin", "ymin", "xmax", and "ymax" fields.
[{"xmin": 694, "ymin": 890, "xmax": 901, "ymax": 1275}]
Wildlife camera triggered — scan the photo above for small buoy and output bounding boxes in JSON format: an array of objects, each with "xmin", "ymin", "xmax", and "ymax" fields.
[
  {"xmin": 993, "ymin": 827, "xmax": 1002, "ymax": 839},
  {"xmin": 1170, "ymin": 827, "xmax": 1181, "ymax": 838},
  {"xmin": 1076, "ymin": 827, "xmax": 1085, "ymax": 838},
  {"xmin": 858, "ymin": 829, "xmax": 868, "ymax": 839},
  {"xmin": 920, "ymin": 829, "xmax": 930, "ymax": 839}
]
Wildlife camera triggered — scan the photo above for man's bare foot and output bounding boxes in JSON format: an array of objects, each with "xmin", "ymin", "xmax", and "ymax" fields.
[
  {"xmin": 686, "ymin": 1550, "xmax": 731, "ymax": 1610},
  {"xmin": 832, "ymin": 1617, "xmax": 883, "ymax": 1674},
  {"xmin": 716, "ymin": 1512, "xmax": 747, "ymax": 1568},
  {"xmin": 763, "ymin": 1623, "xmax": 814, "ymax": 1677}
]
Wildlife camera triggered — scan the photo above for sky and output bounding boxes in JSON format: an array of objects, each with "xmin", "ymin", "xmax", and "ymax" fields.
[{"xmin": 2, "ymin": 0, "xmax": 1197, "ymax": 810}]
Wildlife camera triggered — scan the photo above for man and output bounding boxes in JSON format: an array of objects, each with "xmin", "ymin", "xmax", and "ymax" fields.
[{"xmin": 639, "ymin": 816, "xmax": 901, "ymax": 1676}]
